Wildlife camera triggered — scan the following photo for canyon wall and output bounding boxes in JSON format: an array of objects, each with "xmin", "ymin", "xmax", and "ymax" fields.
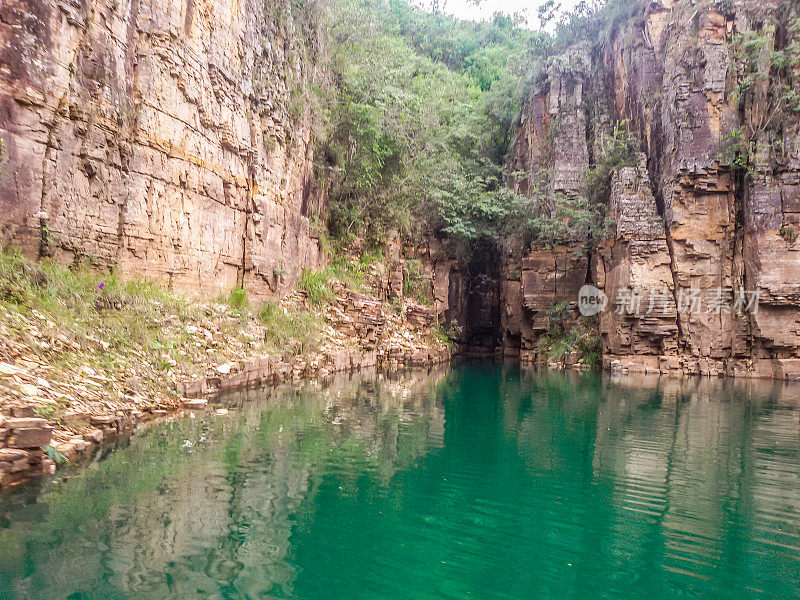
[
  {"xmin": 4, "ymin": 0, "xmax": 800, "ymax": 378},
  {"xmin": 506, "ymin": 0, "xmax": 800, "ymax": 378},
  {"xmin": 0, "ymin": 0, "xmax": 324, "ymax": 297}
]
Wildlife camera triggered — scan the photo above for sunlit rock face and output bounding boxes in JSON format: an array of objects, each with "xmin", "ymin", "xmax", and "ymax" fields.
[
  {"xmin": 506, "ymin": 0, "xmax": 800, "ymax": 378},
  {"xmin": 0, "ymin": 0, "xmax": 322, "ymax": 297}
]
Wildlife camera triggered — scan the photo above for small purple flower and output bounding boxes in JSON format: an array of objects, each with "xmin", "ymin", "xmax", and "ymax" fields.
[{"xmin": 97, "ymin": 282, "xmax": 106, "ymax": 290}]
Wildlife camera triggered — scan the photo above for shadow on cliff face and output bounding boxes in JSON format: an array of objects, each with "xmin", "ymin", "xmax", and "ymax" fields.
[{"xmin": 459, "ymin": 239, "xmax": 503, "ymax": 356}]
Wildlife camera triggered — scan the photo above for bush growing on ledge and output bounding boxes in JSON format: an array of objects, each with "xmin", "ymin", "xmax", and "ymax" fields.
[
  {"xmin": 403, "ymin": 259, "xmax": 432, "ymax": 306},
  {"xmin": 584, "ymin": 120, "xmax": 639, "ymax": 206},
  {"xmin": 434, "ymin": 320, "xmax": 463, "ymax": 349},
  {"xmin": 716, "ymin": 130, "xmax": 749, "ymax": 171},
  {"xmin": 495, "ymin": 174, "xmax": 613, "ymax": 253},
  {"xmin": 299, "ymin": 268, "xmax": 332, "ymax": 306},
  {"xmin": 537, "ymin": 301, "xmax": 602, "ymax": 368},
  {"xmin": 780, "ymin": 223, "xmax": 798, "ymax": 245}
]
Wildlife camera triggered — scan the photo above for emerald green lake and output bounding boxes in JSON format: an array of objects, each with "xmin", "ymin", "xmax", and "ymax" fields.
[{"xmin": 1, "ymin": 365, "xmax": 800, "ymax": 599}]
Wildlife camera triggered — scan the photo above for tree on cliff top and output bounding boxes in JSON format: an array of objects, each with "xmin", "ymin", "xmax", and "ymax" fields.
[
  {"xmin": 315, "ymin": 0, "xmax": 644, "ymax": 254},
  {"xmin": 315, "ymin": 0, "xmax": 539, "ymax": 248}
]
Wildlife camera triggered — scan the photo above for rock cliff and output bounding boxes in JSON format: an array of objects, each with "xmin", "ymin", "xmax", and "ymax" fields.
[
  {"xmin": 504, "ymin": 0, "xmax": 800, "ymax": 378},
  {"xmin": 5, "ymin": 0, "xmax": 800, "ymax": 378},
  {"xmin": 0, "ymin": 0, "xmax": 323, "ymax": 296}
]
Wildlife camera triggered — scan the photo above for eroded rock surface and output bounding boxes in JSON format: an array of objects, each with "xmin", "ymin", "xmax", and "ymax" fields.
[
  {"xmin": 0, "ymin": 0, "xmax": 322, "ymax": 296},
  {"xmin": 505, "ymin": 0, "xmax": 800, "ymax": 378}
]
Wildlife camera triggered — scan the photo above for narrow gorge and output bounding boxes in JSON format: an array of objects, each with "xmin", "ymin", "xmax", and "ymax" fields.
[{"xmin": 2, "ymin": 0, "xmax": 800, "ymax": 380}]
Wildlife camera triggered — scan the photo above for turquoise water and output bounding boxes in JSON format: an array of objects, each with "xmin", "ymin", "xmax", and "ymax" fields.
[{"xmin": 1, "ymin": 365, "xmax": 800, "ymax": 599}]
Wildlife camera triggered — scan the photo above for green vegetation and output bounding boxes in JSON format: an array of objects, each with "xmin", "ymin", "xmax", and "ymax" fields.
[
  {"xmin": 300, "ymin": 268, "xmax": 334, "ymax": 305},
  {"xmin": 0, "ymin": 248, "xmax": 324, "ymax": 393},
  {"xmin": 42, "ymin": 444, "xmax": 68, "ymax": 466},
  {"xmin": 227, "ymin": 287, "xmax": 249, "ymax": 310},
  {"xmin": 0, "ymin": 247, "xmax": 196, "ymax": 356},
  {"xmin": 717, "ymin": 129, "xmax": 748, "ymax": 171},
  {"xmin": 403, "ymin": 259, "xmax": 432, "ymax": 306},
  {"xmin": 584, "ymin": 121, "xmax": 639, "ymax": 205},
  {"xmin": 727, "ymin": 13, "xmax": 800, "ymax": 168},
  {"xmin": 780, "ymin": 223, "xmax": 798, "ymax": 244},
  {"xmin": 434, "ymin": 320, "xmax": 463, "ymax": 349},
  {"xmin": 257, "ymin": 299, "xmax": 321, "ymax": 352},
  {"xmin": 313, "ymin": 0, "xmax": 649, "ymax": 259},
  {"xmin": 317, "ymin": 0, "xmax": 541, "ymax": 248},
  {"xmin": 299, "ymin": 250, "xmax": 385, "ymax": 305},
  {"xmin": 537, "ymin": 301, "xmax": 602, "ymax": 367}
]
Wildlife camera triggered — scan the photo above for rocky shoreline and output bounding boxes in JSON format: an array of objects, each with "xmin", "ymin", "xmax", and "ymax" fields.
[
  {"xmin": 0, "ymin": 256, "xmax": 452, "ymax": 489},
  {"xmin": 0, "ymin": 349, "xmax": 450, "ymax": 490}
]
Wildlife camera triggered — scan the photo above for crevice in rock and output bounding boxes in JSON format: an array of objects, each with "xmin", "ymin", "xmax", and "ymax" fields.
[
  {"xmin": 659, "ymin": 190, "xmax": 686, "ymax": 349},
  {"xmin": 37, "ymin": 95, "xmax": 66, "ymax": 260},
  {"xmin": 731, "ymin": 166, "xmax": 750, "ymax": 361}
]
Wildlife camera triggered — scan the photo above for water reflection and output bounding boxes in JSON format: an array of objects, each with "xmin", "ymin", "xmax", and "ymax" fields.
[
  {"xmin": 500, "ymin": 370, "xmax": 800, "ymax": 598},
  {"xmin": 0, "ymin": 366, "xmax": 798, "ymax": 600},
  {"xmin": 0, "ymin": 368, "xmax": 447, "ymax": 600}
]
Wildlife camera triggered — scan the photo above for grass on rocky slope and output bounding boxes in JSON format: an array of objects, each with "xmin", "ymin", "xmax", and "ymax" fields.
[
  {"xmin": 0, "ymin": 246, "xmax": 449, "ymax": 422},
  {"xmin": 0, "ymin": 249, "xmax": 323, "ymax": 398},
  {"xmin": 257, "ymin": 300, "xmax": 320, "ymax": 353},
  {"xmin": 299, "ymin": 250, "xmax": 384, "ymax": 306}
]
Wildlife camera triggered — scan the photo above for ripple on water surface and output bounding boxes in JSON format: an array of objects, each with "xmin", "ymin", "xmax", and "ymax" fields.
[{"xmin": 0, "ymin": 366, "xmax": 799, "ymax": 600}]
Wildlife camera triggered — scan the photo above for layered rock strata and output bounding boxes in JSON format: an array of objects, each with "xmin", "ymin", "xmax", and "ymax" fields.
[
  {"xmin": 505, "ymin": 0, "xmax": 800, "ymax": 379},
  {"xmin": 0, "ymin": 0, "xmax": 323, "ymax": 297}
]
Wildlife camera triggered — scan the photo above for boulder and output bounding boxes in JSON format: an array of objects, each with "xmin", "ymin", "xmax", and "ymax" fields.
[{"xmin": 7, "ymin": 427, "xmax": 53, "ymax": 448}]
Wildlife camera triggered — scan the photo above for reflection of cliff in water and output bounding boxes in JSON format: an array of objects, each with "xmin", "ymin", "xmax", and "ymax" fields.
[
  {"xmin": 0, "ymin": 368, "xmax": 448, "ymax": 600},
  {"xmin": 500, "ymin": 369, "xmax": 800, "ymax": 591}
]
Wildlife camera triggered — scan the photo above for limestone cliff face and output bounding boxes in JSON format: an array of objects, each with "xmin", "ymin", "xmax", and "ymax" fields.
[
  {"xmin": 506, "ymin": 0, "xmax": 800, "ymax": 378},
  {"xmin": 0, "ymin": 0, "xmax": 323, "ymax": 296}
]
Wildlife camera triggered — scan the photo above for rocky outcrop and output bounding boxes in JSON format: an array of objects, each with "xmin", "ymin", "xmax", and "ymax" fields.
[
  {"xmin": 0, "ymin": 0, "xmax": 323, "ymax": 297},
  {"xmin": 500, "ymin": 247, "xmax": 587, "ymax": 361},
  {"xmin": 504, "ymin": 0, "xmax": 800, "ymax": 378},
  {"xmin": 595, "ymin": 159, "xmax": 679, "ymax": 371}
]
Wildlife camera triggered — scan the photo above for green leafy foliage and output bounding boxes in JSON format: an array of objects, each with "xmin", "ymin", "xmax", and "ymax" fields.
[
  {"xmin": 318, "ymin": 0, "xmax": 538, "ymax": 246},
  {"xmin": 717, "ymin": 130, "xmax": 748, "ymax": 170},
  {"xmin": 434, "ymin": 320, "xmax": 462, "ymax": 349},
  {"xmin": 546, "ymin": 0, "xmax": 643, "ymax": 52},
  {"xmin": 585, "ymin": 120, "xmax": 639, "ymax": 206},
  {"xmin": 403, "ymin": 259, "xmax": 432, "ymax": 305},
  {"xmin": 316, "ymin": 0, "xmax": 652, "ymax": 258},
  {"xmin": 299, "ymin": 268, "xmax": 333, "ymax": 306},
  {"xmin": 537, "ymin": 302, "xmax": 601, "ymax": 368},
  {"xmin": 43, "ymin": 444, "xmax": 69, "ymax": 466},
  {"xmin": 780, "ymin": 223, "xmax": 798, "ymax": 244},
  {"xmin": 728, "ymin": 14, "xmax": 800, "ymax": 165}
]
